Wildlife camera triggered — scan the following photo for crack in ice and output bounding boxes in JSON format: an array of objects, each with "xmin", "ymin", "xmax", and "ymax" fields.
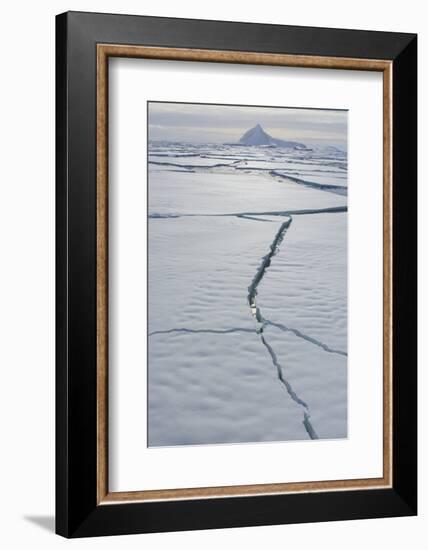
[
  {"xmin": 269, "ymin": 170, "xmax": 347, "ymax": 196},
  {"xmin": 236, "ymin": 214, "xmax": 274, "ymax": 223},
  {"xmin": 247, "ymin": 217, "xmax": 292, "ymax": 332},
  {"xmin": 247, "ymin": 215, "xmax": 320, "ymax": 440},
  {"xmin": 260, "ymin": 333, "xmax": 319, "ymax": 440},
  {"xmin": 148, "ymin": 327, "xmax": 254, "ymax": 337},
  {"xmin": 149, "ymin": 205, "xmax": 347, "ymax": 220},
  {"xmin": 265, "ymin": 320, "xmax": 347, "ymax": 357},
  {"xmin": 148, "ymin": 325, "xmax": 346, "ymax": 359}
]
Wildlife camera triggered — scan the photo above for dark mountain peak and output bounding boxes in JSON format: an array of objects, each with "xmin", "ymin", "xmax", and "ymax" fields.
[
  {"xmin": 239, "ymin": 124, "xmax": 271, "ymax": 146},
  {"xmin": 238, "ymin": 124, "xmax": 308, "ymax": 149}
]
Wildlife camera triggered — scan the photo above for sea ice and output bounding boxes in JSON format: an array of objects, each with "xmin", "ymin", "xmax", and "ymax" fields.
[{"xmin": 148, "ymin": 142, "xmax": 348, "ymax": 446}]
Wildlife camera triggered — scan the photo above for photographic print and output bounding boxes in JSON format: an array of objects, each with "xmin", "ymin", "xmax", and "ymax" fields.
[{"xmin": 148, "ymin": 101, "xmax": 348, "ymax": 447}]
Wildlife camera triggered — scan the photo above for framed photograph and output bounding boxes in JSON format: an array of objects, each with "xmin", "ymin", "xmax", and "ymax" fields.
[{"xmin": 56, "ymin": 11, "xmax": 417, "ymax": 537}]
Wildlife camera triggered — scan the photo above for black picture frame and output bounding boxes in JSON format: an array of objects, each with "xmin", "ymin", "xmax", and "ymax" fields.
[{"xmin": 56, "ymin": 11, "xmax": 417, "ymax": 538}]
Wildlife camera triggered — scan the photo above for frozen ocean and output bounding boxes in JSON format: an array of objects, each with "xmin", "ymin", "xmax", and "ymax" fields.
[{"xmin": 147, "ymin": 140, "xmax": 348, "ymax": 447}]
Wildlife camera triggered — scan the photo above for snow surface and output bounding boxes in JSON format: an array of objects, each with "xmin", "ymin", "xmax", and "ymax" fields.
[{"xmin": 148, "ymin": 143, "xmax": 347, "ymax": 446}]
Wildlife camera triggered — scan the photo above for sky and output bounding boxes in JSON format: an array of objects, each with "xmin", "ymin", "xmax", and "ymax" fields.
[{"xmin": 148, "ymin": 102, "xmax": 348, "ymax": 150}]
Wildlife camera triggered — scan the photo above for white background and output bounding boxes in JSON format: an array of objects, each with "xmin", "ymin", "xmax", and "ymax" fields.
[
  {"xmin": 110, "ymin": 59, "xmax": 383, "ymax": 492},
  {"xmin": 0, "ymin": 1, "xmax": 424, "ymax": 548}
]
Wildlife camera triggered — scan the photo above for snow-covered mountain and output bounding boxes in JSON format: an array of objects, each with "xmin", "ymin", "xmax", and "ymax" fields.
[
  {"xmin": 311, "ymin": 144, "xmax": 346, "ymax": 155},
  {"xmin": 239, "ymin": 123, "xmax": 308, "ymax": 149}
]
